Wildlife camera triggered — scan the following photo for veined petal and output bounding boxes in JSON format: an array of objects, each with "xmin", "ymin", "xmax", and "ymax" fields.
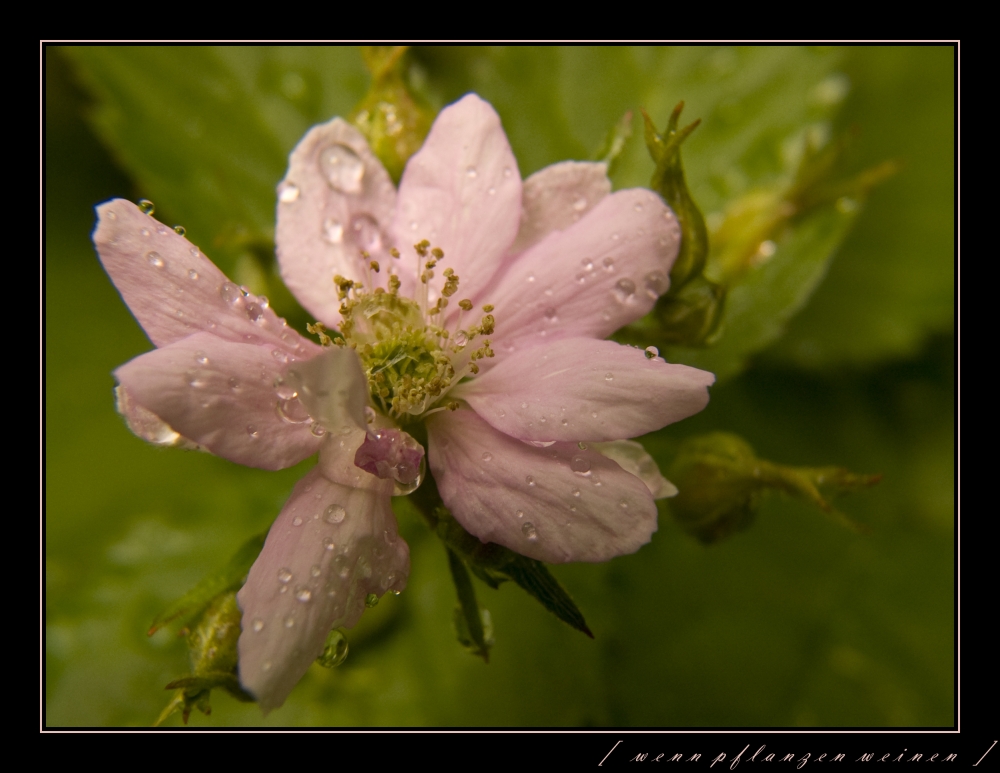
[
  {"xmin": 454, "ymin": 337, "xmax": 714, "ymax": 442},
  {"xmin": 275, "ymin": 118, "xmax": 399, "ymax": 327},
  {"xmin": 476, "ymin": 190, "xmax": 680, "ymax": 360},
  {"xmin": 393, "ymin": 94, "xmax": 521, "ymax": 305},
  {"xmin": 114, "ymin": 332, "xmax": 328, "ymax": 470},
  {"xmin": 593, "ymin": 440, "xmax": 678, "ymax": 499},
  {"xmin": 93, "ymin": 200, "xmax": 309, "ymax": 351},
  {"xmin": 236, "ymin": 464, "xmax": 407, "ymax": 713},
  {"xmin": 509, "ymin": 161, "xmax": 612, "ymax": 254},
  {"xmin": 427, "ymin": 409, "xmax": 657, "ymax": 563}
]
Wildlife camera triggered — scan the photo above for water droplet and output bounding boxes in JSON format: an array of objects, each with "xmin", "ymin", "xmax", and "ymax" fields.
[
  {"xmin": 140, "ymin": 228, "xmax": 151, "ymax": 238},
  {"xmin": 350, "ymin": 214, "xmax": 382, "ymax": 252},
  {"xmin": 246, "ymin": 301, "xmax": 266, "ymax": 323},
  {"xmin": 522, "ymin": 522, "xmax": 538, "ymax": 541},
  {"xmin": 453, "ymin": 330, "xmax": 468, "ymax": 347},
  {"xmin": 498, "ymin": 409, "xmax": 506, "ymax": 418},
  {"xmin": 323, "ymin": 537, "xmax": 336, "ymax": 551},
  {"xmin": 319, "ymin": 144, "xmax": 364, "ymax": 193},
  {"xmin": 227, "ymin": 377, "xmax": 240, "ymax": 392},
  {"xmin": 323, "ymin": 218, "xmax": 344, "ymax": 244},
  {"xmin": 295, "ymin": 587, "xmax": 312, "ymax": 602},
  {"xmin": 278, "ymin": 568, "xmax": 293, "ymax": 584},
  {"xmin": 247, "ymin": 424, "xmax": 259, "ymax": 438},
  {"xmin": 645, "ymin": 346, "xmax": 659, "ymax": 360},
  {"xmin": 561, "ymin": 418, "xmax": 568, "ymax": 426},
  {"xmin": 138, "ymin": 199, "xmax": 155, "ymax": 215},
  {"xmin": 187, "ymin": 269, "xmax": 199, "ymax": 281},
  {"xmin": 284, "ymin": 616, "xmax": 295, "ymax": 628},
  {"xmin": 644, "ymin": 270, "xmax": 668, "ymax": 299},
  {"xmin": 279, "ymin": 183, "xmax": 300, "ymax": 203},
  {"xmin": 317, "ymin": 629, "xmax": 349, "ymax": 668},
  {"xmin": 603, "ymin": 256, "xmax": 615, "ymax": 272},
  {"xmin": 311, "ymin": 423, "xmax": 327, "ymax": 437},
  {"xmin": 516, "ymin": 509, "xmax": 524, "ymax": 519},
  {"xmin": 572, "ymin": 196, "xmax": 588, "ymax": 212},
  {"xmin": 292, "ymin": 516, "xmax": 303, "ymax": 526},
  {"xmin": 503, "ymin": 167, "xmax": 512, "ymax": 178},
  {"xmin": 618, "ymin": 499, "xmax": 629, "ymax": 510},
  {"xmin": 173, "ymin": 225, "xmax": 186, "ymax": 236},
  {"xmin": 526, "ymin": 273, "xmax": 536, "ymax": 283},
  {"xmin": 107, "ymin": 210, "xmax": 117, "ymax": 220},
  {"xmin": 605, "ymin": 372, "xmax": 614, "ymax": 381},
  {"xmin": 146, "ymin": 252, "xmax": 163, "ymax": 268},
  {"xmin": 613, "ymin": 278, "xmax": 636, "ymax": 303},
  {"xmin": 488, "ymin": 186, "xmax": 496, "ymax": 195},
  {"xmin": 634, "ymin": 202, "xmax": 644, "ymax": 212},
  {"xmin": 274, "ymin": 379, "xmax": 298, "ymax": 400},
  {"xmin": 591, "ymin": 411, "xmax": 599, "ymax": 419},
  {"xmin": 611, "ymin": 232, "xmax": 620, "ymax": 241},
  {"xmin": 193, "ymin": 352, "xmax": 209, "ymax": 367},
  {"xmin": 277, "ymin": 397, "xmax": 311, "ymax": 424},
  {"xmin": 581, "ymin": 258, "xmax": 594, "ymax": 273},
  {"xmin": 482, "ymin": 452, "xmax": 493, "ymax": 462},
  {"xmin": 573, "ymin": 489, "xmax": 581, "ymax": 497},
  {"xmin": 325, "ymin": 504, "xmax": 347, "ymax": 524},
  {"xmin": 526, "ymin": 475, "xmax": 536, "ymax": 487},
  {"xmin": 571, "ymin": 456, "xmax": 592, "ymax": 475},
  {"xmin": 252, "ymin": 619, "xmax": 264, "ymax": 632},
  {"xmin": 220, "ymin": 281, "xmax": 241, "ymax": 304},
  {"xmin": 543, "ymin": 307, "xmax": 557, "ymax": 321},
  {"xmin": 466, "ymin": 166, "xmax": 477, "ymax": 178}
]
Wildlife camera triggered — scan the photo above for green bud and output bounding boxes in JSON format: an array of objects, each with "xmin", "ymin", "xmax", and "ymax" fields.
[
  {"xmin": 351, "ymin": 46, "xmax": 434, "ymax": 183},
  {"xmin": 647, "ymin": 274, "xmax": 726, "ymax": 347},
  {"xmin": 316, "ymin": 628, "xmax": 349, "ymax": 668},
  {"xmin": 668, "ymin": 432, "xmax": 880, "ymax": 544}
]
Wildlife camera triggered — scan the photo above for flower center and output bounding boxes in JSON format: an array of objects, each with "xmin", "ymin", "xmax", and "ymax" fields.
[{"xmin": 317, "ymin": 240, "xmax": 496, "ymax": 423}]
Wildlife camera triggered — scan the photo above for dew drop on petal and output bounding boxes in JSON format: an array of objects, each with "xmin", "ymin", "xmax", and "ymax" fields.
[
  {"xmin": 194, "ymin": 351, "xmax": 209, "ymax": 365},
  {"xmin": 252, "ymin": 619, "xmax": 264, "ymax": 632},
  {"xmin": 522, "ymin": 522, "xmax": 538, "ymax": 541},
  {"xmin": 503, "ymin": 167, "xmax": 512, "ymax": 178},
  {"xmin": 247, "ymin": 424, "xmax": 259, "ymax": 438},
  {"xmin": 311, "ymin": 423, "xmax": 327, "ymax": 437},
  {"xmin": 284, "ymin": 616, "xmax": 295, "ymax": 628},
  {"xmin": 350, "ymin": 214, "xmax": 382, "ymax": 252},
  {"xmin": 516, "ymin": 509, "xmax": 524, "ymax": 519},
  {"xmin": 581, "ymin": 258, "xmax": 594, "ymax": 273},
  {"xmin": 526, "ymin": 475, "xmax": 536, "ymax": 487},
  {"xmin": 544, "ymin": 307, "xmax": 558, "ymax": 321},
  {"xmin": 277, "ymin": 568, "xmax": 293, "ymax": 584},
  {"xmin": 274, "ymin": 379, "xmax": 298, "ymax": 401},
  {"xmin": 526, "ymin": 273, "xmax": 536, "ymax": 283},
  {"xmin": 325, "ymin": 504, "xmax": 347, "ymax": 524},
  {"xmin": 323, "ymin": 218, "xmax": 344, "ymax": 244},
  {"xmin": 605, "ymin": 372, "xmax": 614, "ymax": 381},
  {"xmin": 612, "ymin": 278, "xmax": 636, "ymax": 303},
  {"xmin": 634, "ymin": 202, "xmax": 644, "ymax": 212},
  {"xmin": 645, "ymin": 346, "xmax": 659, "ymax": 360},
  {"xmin": 573, "ymin": 489, "xmax": 581, "ymax": 498},
  {"xmin": 295, "ymin": 587, "xmax": 312, "ymax": 603},
  {"xmin": 277, "ymin": 398, "xmax": 311, "ymax": 424},
  {"xmin": 140, "ymin": 228, "xmax": 151, "ymax": 238},
  {"xmin": 107, "ymin": 210, "xmax": 118, "ymax": 220},
  {"xmin": 292, "ymin": 516, "xmax": 303, "ymax": 526},
  {"xmin": 603, "ymin": 256, "xmax": 615, "ymax": 272},
  {"xmin": 220, "ymin": 281, "xmax": 241, "ymax": 304},
  {"xmin": 279, "ymin": 183, "xmax": 300, "ymax": 203},
  {"xmin": 571, "ymin": 456, "xmax": 592, "ymax": 475},
  {"xmin": 482, "ymin": 452, "xmax": 493, "ymax": 462},
  {"xmin": 146, "ymin": 252, "xmax": 163, "ymax": 268},
  {"xmin": 319, "ymin": 144, "xmax": 364, "ymax": 193},
  {"xmin": 323, "ymin": 537, "xmax": 336, "ymax": 551},
  {"xmin": 173, "ymin": 225, "xmax": 186, "ymax": 236},
  {"xmin": 466, "ymin": 166, "xmax": 477, "ymax": 178},
  {"xmin": 572, "ymin": 196, "xmax": 588, "ymax": 212},
  {"xmin": 644, "ymin": 270, "xmax": 668, "ymax": 299},
  {"xmin": 619, "ymin": 499, "xmax": 629, "ymax": 510},
  {"xmin": 520, "ymin": 401, "xmax": 528, "ymax": 409}
]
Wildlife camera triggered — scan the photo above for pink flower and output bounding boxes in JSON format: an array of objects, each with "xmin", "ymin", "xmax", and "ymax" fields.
[{"xmin": 93, "ymin": 94, "xmax": 714, "ymax": 713}]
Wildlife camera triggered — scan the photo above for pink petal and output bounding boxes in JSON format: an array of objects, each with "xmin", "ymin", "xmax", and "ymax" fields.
[
  {"xmin": 354, "ymin": 428, "xmax": 425, "ymax": 487},
  {"xmin": 392, "ymin": 94, "xmax": 521, "ymax": 304},
  {"xmin": 236, "ymin": 464, "xmax": 407, "ymax": 713},
  {"xmin": 509, "ymin": 161, "xmax": 612, "ymax": 254},
  {"xmin": 275, "ymin": 118, "xmax": 399, "ymax": 327},
  {"xmin": 474, "ymin": 190, "xmax": 680, "ymax": 360},
  {"xmin": 454, "ymin": 337, "xmax": 714, "ymax": 442},
  {"xmin": 114, "ymin": 332, "xmax": 328, "ymax": 470},
  {"xmin": 427, "ymin": 409, "xmax": 657, "ymax": 563},
  {"xmin": 93, "ymin": 200, "xmax": 310, "ymax": 351},
  {"xmin": 592, "ymin": 440, "xmax": 678, "ymax": 499}
]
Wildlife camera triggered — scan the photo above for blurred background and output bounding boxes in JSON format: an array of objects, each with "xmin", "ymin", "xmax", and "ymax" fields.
[{"xmin": 44, "ymin": 45, "xmax": 954, "ymax": 727}]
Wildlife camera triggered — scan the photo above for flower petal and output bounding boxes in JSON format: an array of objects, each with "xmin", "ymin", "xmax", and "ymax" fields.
[
  {"xmin": 592, "ymin": 440, "xmax": 678, "ymax": 499},
  {"xmin": 93, "ymin": 200, "xmax": 307, "ymax": 351},
  {"xmin": 236, "ymin": 464, "xmax": 407, "ymax": 713},
  {"xmin": 427, "ymin": 409, "xmax": 657, "ymax": 563},
  {"xmin": 114, "ymin": 332, "xmax": 330, "ymax": 470},
  {"xmin": 454, "ymin": 337, "xmax": 714, "ymax": 442},
  {"xmin": 392, "ymin": 94, "xmax": 521, "ymax": 304},
  {"xmin": 275, "ymin": 118, "xmax": 399, "ymax": 326},
  {"xmin": 475, "ymin": 189, "xmax": 680, "ymax": 359},
  {"xmin": 509, "ymin": 161, "xmax": 612, "ymax": 254}
]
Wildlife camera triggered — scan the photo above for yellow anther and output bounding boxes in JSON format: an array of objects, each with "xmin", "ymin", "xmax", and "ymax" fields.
[
  {"xmin": 469, "ymin": 362, "xmax": 480, "ymax": 374},
  {"xmin": 482, "ymin": 304, "xmax": 494, "ymax": 312},
  {"xmin": 425, "ymin": 259, "xmax": 437, "ymax": 269},
  {"xmin": 361, "ymin": 250, "xmax": 370, "ymax": 259},
  {"xmin": 370, "ymin": 260, "xmax": 380, "ymax": 273},
  {"xmin": 388, "ymin": 275, "xmax": 401, "ymax": 294},
  {"xmin": 415, "ymin": 239, "xmax": 430, "ymax": 256},
  {"xmin": 374, "ymin": 286, "xmax": 385, "ymax": 295},
  {"xmin": 443, "ymin": 267, "xmax": 455, "ymax": 277},
  {"xmin": 480, "ymin": 314, "xmax": 495, "ymax": 335},
  {"xmin": 307, "ymin": 322, "xmax": 334, "ymax": 347},
  {"xmin": 459, "ymin": 299, "xmax": 473, "ymax": 311},
  {"xmin": 431, "ymin": 247, "xmax": 444, "ymax": 259},
  {"xmin": 447, "ymin": 400, "xmax": 460, "ymax": 411},
  {"xmin": 390, "ymin": 248, "xmax": 400, "ymax": 258}
]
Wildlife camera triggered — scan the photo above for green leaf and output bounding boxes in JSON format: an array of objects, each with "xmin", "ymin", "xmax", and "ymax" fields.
[
  {"xmin": 148, "ymin": 532, "xmax": 265, "ymax": 635},
  {"xmin": 446, "ymin": 548, "xmax": 492, "ymax": 661}
]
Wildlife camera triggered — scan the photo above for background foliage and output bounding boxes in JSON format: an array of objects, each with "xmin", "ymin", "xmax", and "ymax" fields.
[{"xmin": 45, "ymin": 45, "xmax": 954, "ymax": 727}]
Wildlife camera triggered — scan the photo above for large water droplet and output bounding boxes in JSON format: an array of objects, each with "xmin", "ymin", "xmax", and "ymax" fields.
[
  {"xmin": 645, "ymin": 346, "xmax": 659, "ymax": 360},
  {"xmin": 350, "ymin": 214, "xmax": 382, "ymax": 252},
  {"xmin": 146, "ymin": 252, "xmax": 164, "ymax": 268},
  {"xmin": 220, "ymin": 281, "xmax": 241, "ymax": 304},
  {"xmin": 277, "ymin": 568, "xmax": 293, "ymax": 584},
  {"xmin": 323, "ymin": 218, "xmax": 344, "ymax": 244},
  {"xmin": 571, "ymin": 456, "xmax": 592, "ymax": 475},
  {"xmin": 613, "ymin": 278, "xmax": 637, "ymax": 303},
  {"xmin": 274, "ymin": 379, "xmax": 298, "ymax": 401},
  {"xmin": 295, "ymin": 586, "xmax": 312, "ymax": 603},
  {"xmin": 453, "ymin": 330, "xmax": 468, "ymax": 347},
  {"xmin": 276, "ymin": 398, "xmax": 310, "ymax": 424},
  {"xmin": 482, "ymin": 451, "xmax": 493, "ymax": 462},
  {"xmin": 311, "ymin": 423, "xmax": 327, "ymax": 437},
  {"xmin": 522, "ymin": 522, "xmax": 538, "ymax": 541},
  {"xmin": 278, "ymin": 183, "xmax": 300, "ymax": 203},
  {"xmin": 319, "ymin": 144, "xmax": 364, "ymax": 193},
  {"xmin": 173, "ymin": 225, "xmax": 186, "ymax": 236},
  {"xmin": 317, "ymin": 629, "xmax": 349, "ymax": 668},
  {"xmin": 644, "ymin": 270, "xmax": 668, "ymax": 299},
  {"xmin": 245, "ymin": 301, "xmax": 265, "ymax": 323},
  {"xmin": 138, "ymin": 199, "xmax": 155, "ymax": 215},
  {"xmin": 325, "ymin": 504, "xmax": 347, "ymax": 524}
]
